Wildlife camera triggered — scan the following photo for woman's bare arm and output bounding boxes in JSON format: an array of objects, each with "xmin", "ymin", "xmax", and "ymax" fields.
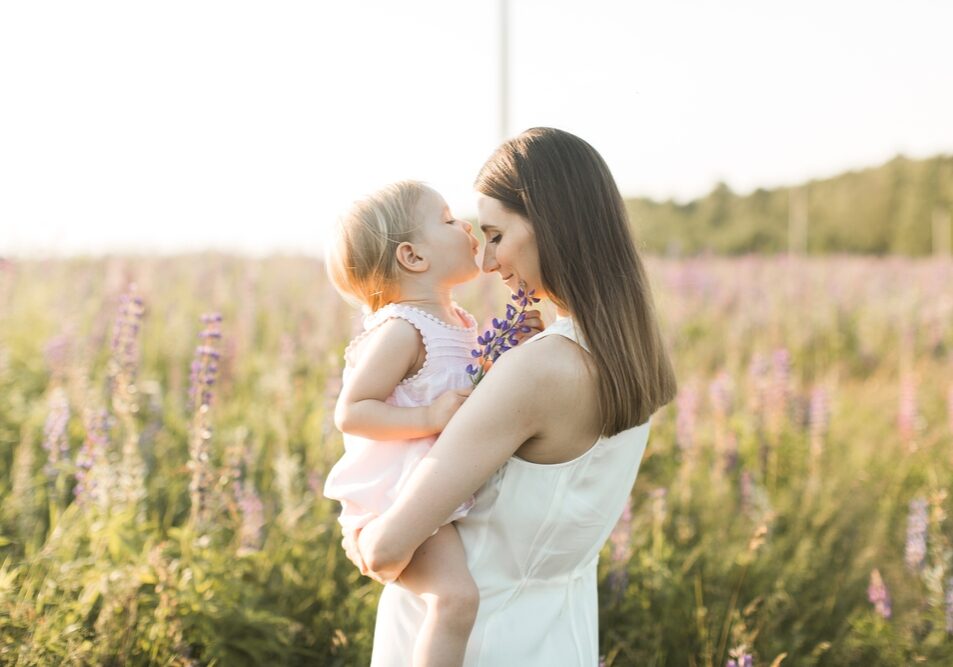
[{"xmin": 356, "ymin": 340, "xmax": 554, "ymax": 580}]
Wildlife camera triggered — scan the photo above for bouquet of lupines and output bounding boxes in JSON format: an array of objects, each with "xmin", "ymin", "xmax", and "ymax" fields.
[{"xmin": 466, "ymin": 285, "xmax": 541, "ymax": 385}]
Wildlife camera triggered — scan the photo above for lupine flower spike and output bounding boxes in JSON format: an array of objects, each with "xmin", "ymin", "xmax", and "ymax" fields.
[
  {"xmin": 904, "ymin": 497, "xmax": 928, "ymax": 571},
  {"xmin": 727, "ymin": 646, "xmax": 754, "ymax": 667},
  {"xmin": 466, "ymin": 284, "xmax": 540, "ymax": 385},
  {"xmin": 868, "ymin": 568, "xmax": 892, "ymax": 619},
  {"xmin": 188, "ymin": 313, "xmax": 223, "ymax": 529},
  {"xmin": 945, "ymin": 576, "xmax": 953, "ymax": 635}
]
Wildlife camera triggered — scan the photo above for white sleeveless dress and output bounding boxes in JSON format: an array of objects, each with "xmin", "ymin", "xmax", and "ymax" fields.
[{"xmin": 370, "ymin": 316, "xmax": 652, "ymax": 667}]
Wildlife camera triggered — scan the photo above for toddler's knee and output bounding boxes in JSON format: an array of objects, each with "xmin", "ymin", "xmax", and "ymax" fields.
[{"xmin": 433, "ymin": 580, "xmax": 479, "ymax": 629}]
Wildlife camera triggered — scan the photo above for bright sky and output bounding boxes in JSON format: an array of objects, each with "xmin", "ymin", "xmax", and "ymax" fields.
[{"xmin": 2, "ymin": 0, "xmax": 952, "ymax": 256}]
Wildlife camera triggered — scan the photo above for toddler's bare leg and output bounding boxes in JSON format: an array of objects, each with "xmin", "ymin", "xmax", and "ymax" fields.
[{"xmin": 397, "ymin": 523, "xmax": 479, "ymax": 667}]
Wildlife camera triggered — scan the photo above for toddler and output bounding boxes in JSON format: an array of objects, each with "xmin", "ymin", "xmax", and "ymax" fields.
[{"xmin": 323, "ymin": 180, "xmax": 482, "ymax": 666}]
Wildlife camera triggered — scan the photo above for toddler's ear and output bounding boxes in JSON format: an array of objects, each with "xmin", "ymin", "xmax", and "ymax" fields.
[{"xmin": 395, "ymin": 241, "xmax": 430, "ymax": 273}]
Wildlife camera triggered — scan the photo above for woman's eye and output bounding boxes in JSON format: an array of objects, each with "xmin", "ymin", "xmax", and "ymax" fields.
[{"xmin": 490, "ymin": 234, "xmax": 501, "ymax": 244}]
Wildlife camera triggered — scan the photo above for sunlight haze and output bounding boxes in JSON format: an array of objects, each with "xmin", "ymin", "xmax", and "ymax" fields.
[{"xmin": 1, "ymin": 0, "xmax": 951, "ymax": 255}]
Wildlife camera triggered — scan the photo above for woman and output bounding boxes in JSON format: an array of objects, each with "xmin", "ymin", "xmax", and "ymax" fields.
[{"xmin": 346, "ymin": 127, "xmax": 677, "ymax": 666}]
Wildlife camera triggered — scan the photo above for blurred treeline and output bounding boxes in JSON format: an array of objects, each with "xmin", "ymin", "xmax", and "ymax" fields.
[{"xmin": 626, "ymin": 154, "xmax": 953, "ymax": 255}]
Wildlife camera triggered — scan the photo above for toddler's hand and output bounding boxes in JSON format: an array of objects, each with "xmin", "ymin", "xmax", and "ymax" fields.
[{"xmin": 427, "ymin": 387, "xmax": 473, "ymax": 433}]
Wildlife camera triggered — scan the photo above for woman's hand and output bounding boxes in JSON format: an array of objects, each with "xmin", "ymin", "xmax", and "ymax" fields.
[
  {"xmin": 342, "ymin": 520, "xmax": 412, "ymax": 585},
  {"xmin": 341, "ymin": 528, "xmax": 371, "ymax": 577},
  {"xmin": 512, "ymin": 309, "xmax": 544, "ymax": 344}
]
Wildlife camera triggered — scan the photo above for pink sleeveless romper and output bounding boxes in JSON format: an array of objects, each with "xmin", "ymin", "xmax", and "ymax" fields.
[{"xmin": 323, "ymin": 302, "xmax": 479, "ymax": 537}]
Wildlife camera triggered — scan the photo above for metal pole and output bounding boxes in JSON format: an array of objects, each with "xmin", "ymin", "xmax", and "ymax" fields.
[{"xmin": 499, "ymin": 0, "xmax": 510, "ymax": 142}]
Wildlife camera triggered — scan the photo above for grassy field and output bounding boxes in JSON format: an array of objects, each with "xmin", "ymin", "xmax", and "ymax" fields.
[{"xmin": 0, "ymin": 254, "xmax": 951, "ymax": 666}]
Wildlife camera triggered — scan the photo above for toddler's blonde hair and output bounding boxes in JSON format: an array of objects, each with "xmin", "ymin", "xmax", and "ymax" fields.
[{"xmin": 326, "ymin": 180, "xmax": 427, "ymax": 311}]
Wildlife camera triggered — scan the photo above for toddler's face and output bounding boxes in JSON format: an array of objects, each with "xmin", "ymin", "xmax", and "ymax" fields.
[{"xmin": 414, "ymin": 188, "xmax": 481, "ymax": 284}]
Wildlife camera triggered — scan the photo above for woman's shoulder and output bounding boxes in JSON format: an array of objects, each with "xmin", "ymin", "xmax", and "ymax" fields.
[
  {"xmin": 481, "ymin": 326, "xmax": 602, "ymax": 461},
  {"xmin": 488, "ymin": 326, "xmax": 593, "ymax": 393}
]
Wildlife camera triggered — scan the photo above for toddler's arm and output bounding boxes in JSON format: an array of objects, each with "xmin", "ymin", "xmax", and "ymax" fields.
[{"xmin": 334, "ymin": 318, "xmax": 470, "ymax": 440}]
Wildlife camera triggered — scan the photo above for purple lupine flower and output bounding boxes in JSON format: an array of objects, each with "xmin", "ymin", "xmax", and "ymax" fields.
[
  {"xmin": 727, "ymin": 650, "xmax": 753, "ymax": 667},
  {"xmin": 74, "ymin": 409, "xmax": 111, "ymax": 507},
  {"xmin": 898, "ymin": 373, "xmax": 919, "ymax": 449},
  {"xmin": 43, "ymin": 334, "xmax": 72, "ymax": 380},
  {"xmin": 606, "ymin": 497, "xmax": 633, "ymax": 600},
  {"xmin": 41, "ymin": 388, "xmax": 70, "ymax": 481},
  {"xmin": 946, "ymin": 576, "xmax": 953, "ymax": 635},
  {"xmin": 189, "ymin": 313, "xmax": 223, "ymax": 411},
  {"xmin": 308, "ymin": 470, "xmax": 325, "ymax": 499},
  {"xmin": 708, "ymin": 372, "xmax": 734, "ymax": 420},
  {"xmin": 767, "ymin": 348, "xmax": 791, "ymax": 433},
  {"xmin": 722, "ymin": 431, "xmax": 739, "ymax": 474},
  {"xmin": 809, "ymin": 386, "xmax": 829, "ymax": 468},
  {"xmin": 904, "ymin": 497, "xmax": 928, "ymax": 571},
  {"xmin": 236, "ymin": 477, "xmax": 265, "ymax": 555},
  {"xmin": 610, "ymin": 498, "xmax": 633, "ymax": 563},
  {"xmin": 868, "ymin": 568, "xmax": 892, "ymax": 619},
  {"xmin": 109, "ymin": 288, "xmax": 145, "ymax": 393},
  {"xmin": 106, "ymin": 287, "xmax": 148, "ymax": 511},
  {"xmin": 467, "ymin": 286, "xmax": 539, "ymax": 385},
  {"xmin": 188, "ymin": 313, "xmax": 223, "ymax": 528},
  {"xmin": 740, "ymin": 469, "xmax": 754, "ymax": 516},
  {"xmin": 747, "ymin": 352, "xmax": 771, "ymax": 419},
  {"xmin": 675, "ymin": 382, "xmax": 699, "ymax": 452}
]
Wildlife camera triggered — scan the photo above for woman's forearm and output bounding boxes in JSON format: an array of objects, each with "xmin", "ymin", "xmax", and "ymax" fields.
[
  {"xmin": 359, "ymin": 348, "xmax": 544, "ymax": 578},
  {"xmin": 359, "ymin": 513, "xmax": 417, "ymax": 580}
]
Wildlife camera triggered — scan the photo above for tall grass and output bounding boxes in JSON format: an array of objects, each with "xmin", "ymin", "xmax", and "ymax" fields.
[{"xmin": 0, "ymin": 254, "xmax": 951, "ymax": 665}]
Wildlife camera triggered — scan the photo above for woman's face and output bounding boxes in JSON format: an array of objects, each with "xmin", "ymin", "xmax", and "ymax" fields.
[{"xmin": 476, "ymin": 194, "xmax": 545, "ymax": 297}]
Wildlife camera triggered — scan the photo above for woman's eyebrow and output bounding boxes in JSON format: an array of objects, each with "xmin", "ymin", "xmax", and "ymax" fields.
[{"xmin": 479, "ymin": 224, "xmax": 497, "ymax": 234}]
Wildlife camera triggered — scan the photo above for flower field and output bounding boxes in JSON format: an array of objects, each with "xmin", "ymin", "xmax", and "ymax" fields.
[{"xmin": 1, "ymin": 254, "xmax": 951, "ymax": 666}]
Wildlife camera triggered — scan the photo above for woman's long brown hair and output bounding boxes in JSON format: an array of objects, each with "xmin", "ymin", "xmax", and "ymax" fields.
[{"xmin": 475, "ymin": 127, "xmax": 677, "ymax": 435}]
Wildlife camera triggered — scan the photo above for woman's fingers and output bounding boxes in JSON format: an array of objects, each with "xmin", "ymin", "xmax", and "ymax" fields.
[
  {"xmin": 352, "ymin": 522, "xmax": 401, "ymax": 584},
  {"xmin": 341, "ymin": 529, "xmax": 368, "ymax": 574},
  {"xmin": 512, "ymin": 309, "xmax": 544, "ymax": 344},
  {"xmin": 521, "ymin": 309, "xmax": 544, "ymax": 333}
]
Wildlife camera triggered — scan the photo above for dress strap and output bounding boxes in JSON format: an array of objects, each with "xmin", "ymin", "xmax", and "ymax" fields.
[{"xmin": 524, "ymin": 317, "xmax": 590, "ymax": 352}]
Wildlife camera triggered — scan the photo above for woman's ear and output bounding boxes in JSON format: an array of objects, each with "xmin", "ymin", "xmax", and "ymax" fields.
[{"xmin": 395, "ymin": 242, "xmax": 429, "ymax": 273}]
